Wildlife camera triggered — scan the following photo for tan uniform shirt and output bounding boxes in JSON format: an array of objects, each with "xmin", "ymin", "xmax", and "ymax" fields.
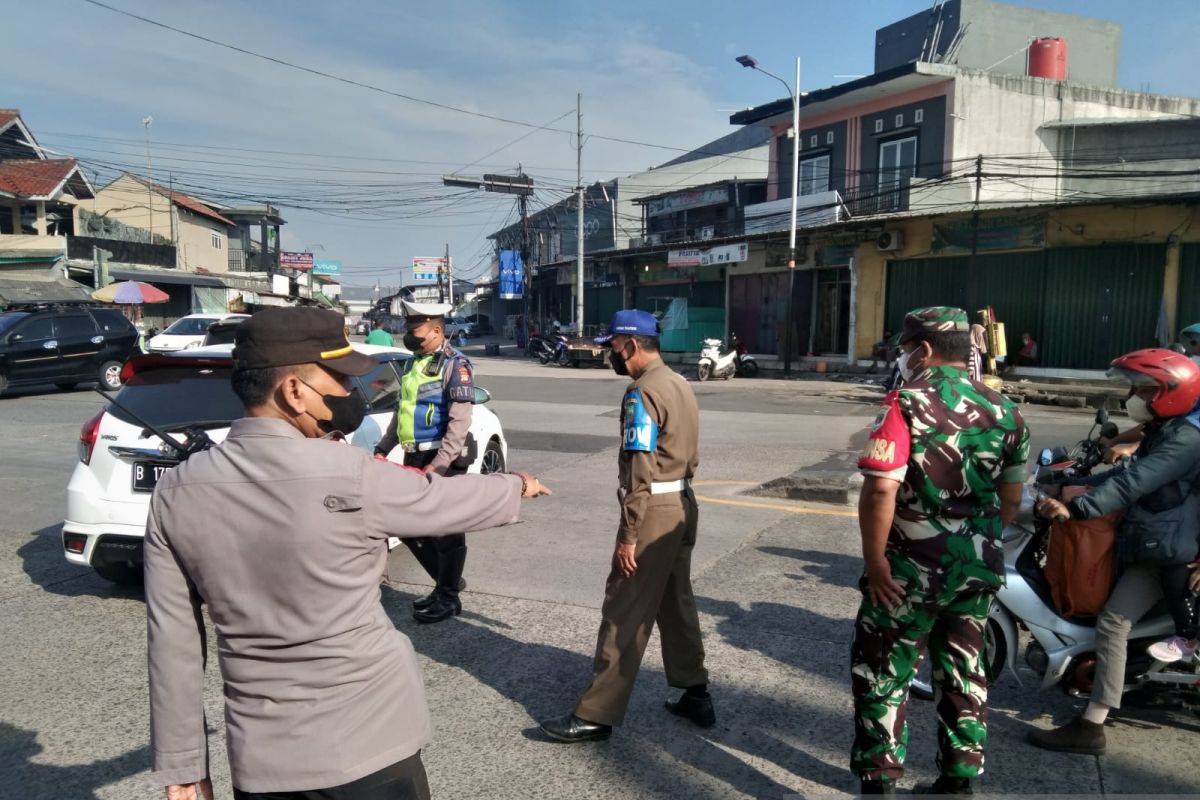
[
  {"xmin": 617, "ymin": 359, "xmax": 700, "ymax": 544},
  {"xmin": 145, "ymin": 417, "xmax": 523, "ymax": 793}
]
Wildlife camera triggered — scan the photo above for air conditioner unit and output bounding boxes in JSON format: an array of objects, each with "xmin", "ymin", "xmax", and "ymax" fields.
[
  {"xmin": 646, "ymin": 233, "xmax": 663, "ymax": 246},
  {"xmin": 630, "ymin": 236, "xmax": 645, "ymax": 248},
  {"xmin": 699, "ymin": 225, "xmax": 715, "ymax": 241},
  {"xmin": 876, "ymin": 230, "xmax": 905, "ymax": 252}
]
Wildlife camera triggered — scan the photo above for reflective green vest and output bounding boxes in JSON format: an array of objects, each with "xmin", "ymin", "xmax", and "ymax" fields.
[{"xmin": 398, "ymin": 354, "xmax": 448, "ymax": 445}]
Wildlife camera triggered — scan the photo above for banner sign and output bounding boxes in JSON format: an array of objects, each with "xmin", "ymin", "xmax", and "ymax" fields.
[
  {"xmin": 413, "ymin": 256, "xmax": 447, "ymax": 282},
  {"xmin": 668, "ymin": 242, "xmax": 748, "ymax": 267},
  {"xmin": 280, "ymin": 251, "xmax": 314, "ymax": 270},
  {"xmin": 499, "ymin": 250, "xmax": 524, "ymax": 300},
  {"xmin": 932, "ymin": 213, "xmax": 1045, "ymax": 254},
  {"xmin": 645, "ymin": 186, "xmax": 728, "ymax": 217},
  {"xmin": 313, "ymin": 259, "xmax": 342, "ymax": 276}
]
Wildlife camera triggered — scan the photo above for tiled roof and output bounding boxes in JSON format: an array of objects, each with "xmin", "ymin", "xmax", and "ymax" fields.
[
  {"xmin": 0, "ymin": 158, "xmax": 81, "ymax": 199},
  {"xmin": 0, "ymin": 109, "xmax": 19, "ymax": 129},
  {"xmin": 124, "ymin": 174, "xmax": 235, "ymax": 227}
]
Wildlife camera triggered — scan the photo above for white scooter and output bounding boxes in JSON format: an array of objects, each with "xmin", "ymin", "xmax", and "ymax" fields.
[
  {"xmin": 911, "ymin": 409, "xmax": 1193, "ymax": 704},
  {"xmin": 696, "ymin": 333, "xmax": 758, "ymax": 381}
]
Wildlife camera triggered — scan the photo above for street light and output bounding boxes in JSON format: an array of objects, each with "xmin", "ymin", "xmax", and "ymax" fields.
[{"xmin": 738, "ymin": 54, "xmax": 801, "ymax": 375}]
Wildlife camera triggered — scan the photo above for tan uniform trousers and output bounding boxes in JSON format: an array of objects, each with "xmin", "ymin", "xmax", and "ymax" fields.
[{"xmin": 575, "ymin": 490, "xmax": 708, "ymax": 726}]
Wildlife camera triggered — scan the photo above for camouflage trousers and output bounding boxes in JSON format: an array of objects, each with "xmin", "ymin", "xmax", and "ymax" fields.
[{"xmin": 850, "ymin": 570, "xmax": 994, "ymax": 784}]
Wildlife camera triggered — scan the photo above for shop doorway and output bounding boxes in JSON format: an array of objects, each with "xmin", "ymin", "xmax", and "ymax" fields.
[{"xmin": 812, "ymin": 267, "xmax": 851, "ymax": 354}]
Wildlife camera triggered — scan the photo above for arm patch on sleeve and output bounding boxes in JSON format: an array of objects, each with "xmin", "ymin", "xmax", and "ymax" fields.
[
  {"xmin": 622, "ymin": 388, "xmax": 658, "ymax": 452},
  {"xmin": 858, "ymin": 391, "xmax": 911, "ymax": 472},
  {"xmin": 445, "ymin": 357, "xmax": 475, "ymax": 402}
]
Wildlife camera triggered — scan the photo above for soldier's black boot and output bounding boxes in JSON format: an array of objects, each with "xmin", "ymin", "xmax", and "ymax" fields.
[
  {"xmin": 404, "ymin": 538, "xmax": 442, "ymax": 611},
  {"xmin": 858, "ymin": 779, "xmax": 894, "ymax": 795},
  {"xmin": 413, "ymin": 546, "xmax": 467, "ymax": 624},
  {"xmin": 412, "ymin": 577, "xmax": 466, "ymax": 611},
  {"xmin": 913, "ymin": 776, "xmax": 973, "ymax": 795}
]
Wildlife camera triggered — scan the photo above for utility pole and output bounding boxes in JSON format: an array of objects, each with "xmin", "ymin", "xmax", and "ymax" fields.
[
  {"xmin": 143, "ymin": 115, "xmax": 154, "ymax": 239},
  {"xmin": 519, "ymin": 183, "xmax": 531, "ymax": 343},
  {"xmin": 445, "ymin": 242, "xmax": 454, "ymax": 306},
  {"xmin": 575, "ymin": 92, "xmax": 585, "ymax": 333}
]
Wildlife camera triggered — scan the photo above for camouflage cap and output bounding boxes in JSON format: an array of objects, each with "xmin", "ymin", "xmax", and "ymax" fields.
[{"xmin": 898, "ymin": 306, "xmax": 970, "ymax": 344}]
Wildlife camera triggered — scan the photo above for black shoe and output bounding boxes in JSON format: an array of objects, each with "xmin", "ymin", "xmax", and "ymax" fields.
[
  {"xmin": 913, "ymin": 777, "xmax": 973, "ymax": 795},
  {"xmin": 539, "ymin": 713, "xmax": 612, "ymax": 743},
  {"xmin": 1027, "ymin": 714, "xmax": 1106, "ymax": 755},
  {"xmin": 665, "ymin": 692, "xmax": 716, "ymax": 728},
  {"xmin": 859, "ymin": 779, "xmax": 895, "ymax": 795},
  {"xmin": 412, "ymin": 592, "xmax": 462, "ymax": 624},
  {"xmin": 412, "ymin": 578, "xmax": 466, "ymax": 611}
]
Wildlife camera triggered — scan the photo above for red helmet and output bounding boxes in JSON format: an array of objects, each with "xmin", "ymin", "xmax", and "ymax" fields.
[{"xmin": 1108, "ymin": 348, "xmax": 1200, "ymax": 418}]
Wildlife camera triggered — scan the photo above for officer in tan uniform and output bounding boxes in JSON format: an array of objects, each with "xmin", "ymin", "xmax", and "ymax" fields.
[{"xmin": 540, "ymin": 309, "xmax": 712, "ymax": 743}]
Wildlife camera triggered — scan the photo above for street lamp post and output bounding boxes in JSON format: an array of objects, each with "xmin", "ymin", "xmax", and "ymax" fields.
[{"xmin": 738, "ymin": 55, "xmax": 801, "ymax": 375}]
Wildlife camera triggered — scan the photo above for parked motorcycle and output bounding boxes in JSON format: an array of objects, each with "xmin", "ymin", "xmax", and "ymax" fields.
[
  {"xmin": 538, "ymin": 331, "xmax": 571, "ymax": 366},
  {"xmin": 911, "ymin": 408, "xmax": 1192, "ymax": 703},
  {"xmin": 696, "ymin": 333, "xmax": 758, "ymax": 381}
]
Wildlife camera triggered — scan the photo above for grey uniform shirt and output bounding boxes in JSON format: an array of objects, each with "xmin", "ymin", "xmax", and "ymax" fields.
[{"xmin": 145, "ymin": 417, "xmax": 523, "ymax": 793}]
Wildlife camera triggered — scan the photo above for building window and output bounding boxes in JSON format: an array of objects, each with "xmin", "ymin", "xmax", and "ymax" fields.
[
  {"xmin": 826, "ymin": 131, "xmax": 835, "ymax": 145},
  {"xmin": 895, "ymin": 113, "xmax": 904, "ymax": 128},
  {"xmin": 800, "ymin": 153, "xmax": 831, "ymax": 196},
  {"xmin": 211, "ymin": 232, "xmax": 222, "ymax": 249},
  {"xmin": 878, "ymin": 135, "xmax": 918, "ymax": 209},
  {"xmin": 809, "ymin": 134, "xmax": 818, "ymax": 149},
  {"xmin": 914, "ymin": 108, "xmax": 924, "ymax": 124},
  {"xmin": 874, "ymin": 118, "xmax": 884, "ymax": 134}
]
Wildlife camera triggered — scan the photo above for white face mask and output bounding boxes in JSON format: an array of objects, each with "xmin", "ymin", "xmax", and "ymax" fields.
[
  {"xmin": 1126, "ymin": 394, "xmax": 1155, "ymax": 424},
  {"xmin": 896, "ymin": 347, "xmax": 919, "ymax": 382}
]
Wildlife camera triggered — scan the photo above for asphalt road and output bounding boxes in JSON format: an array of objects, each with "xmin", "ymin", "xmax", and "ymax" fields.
[{"xmin": 3, "ymin": 360, "xmax": 1196, "ymax": 798}]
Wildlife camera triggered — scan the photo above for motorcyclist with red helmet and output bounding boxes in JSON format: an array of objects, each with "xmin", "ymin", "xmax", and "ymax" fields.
[{"xmin": 1028, "ymin": 349, "xmax": 1200, "ymax": 756}]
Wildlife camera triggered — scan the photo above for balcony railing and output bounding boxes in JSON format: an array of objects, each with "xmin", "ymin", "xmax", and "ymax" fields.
[{"xmin": 842, "ymin": 178, "xmax": 910, "ymax": 217}]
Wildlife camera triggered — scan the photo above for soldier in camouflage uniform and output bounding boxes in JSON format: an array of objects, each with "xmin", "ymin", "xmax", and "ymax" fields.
[{"xmin": 851, "ymin": 306, "xmax": 1030, "ymax": 795}]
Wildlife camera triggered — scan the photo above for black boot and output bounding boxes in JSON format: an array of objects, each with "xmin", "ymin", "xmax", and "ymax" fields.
[
  {"xmin": 412, "ymin": 577, "xmax": 466, "ymax": 611},
  {"xmin": 859, "ymin": 779, "xmax": 895, "ymax": 795},
  {"xmin": 665, "ymin": 689, "xmax": 716, "ymax": 728},
  {"xmin": 913, "ymin": 776, "xmax": 973, "ymax": 795},
  {"xmin": 403, "ymin": 538, "xmax": 440, "ymax": 583},
  {"xmin": 413, "ymin": 546, "xmax": 467, "ymax": 624}
]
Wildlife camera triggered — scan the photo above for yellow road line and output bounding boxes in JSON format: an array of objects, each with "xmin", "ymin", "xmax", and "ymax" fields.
[
  {"xmin": 691, "ymin": 479, "xmax": 758, "ymax": 487},
  {"xmin": 695, "ymin": 494, "xmax": 858, "ymax": 518}
]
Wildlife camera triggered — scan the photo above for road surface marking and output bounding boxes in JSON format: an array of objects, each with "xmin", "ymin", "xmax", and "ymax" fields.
[{"xmin": 695, "ymin": 494, "xmax": 858, "ymax": 518}]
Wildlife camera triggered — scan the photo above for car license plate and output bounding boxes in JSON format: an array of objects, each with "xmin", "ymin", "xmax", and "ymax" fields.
[{"xmin": 132, "ymin": 461, "xmax": 174, "ymax": 493}]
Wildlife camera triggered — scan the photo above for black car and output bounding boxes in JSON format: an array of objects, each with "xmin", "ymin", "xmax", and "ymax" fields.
[{"xmin": 0, "ymin": 304, "xmax": 139, "ymax": 395}]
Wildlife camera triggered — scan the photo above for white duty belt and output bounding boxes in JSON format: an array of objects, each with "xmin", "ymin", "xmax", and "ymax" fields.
[
  {"xmin": 650, "ymin": 478, "xmax": 691, "ymax": 495},
  {"xmin": 401, "ymin": 439, "xmax": 443, "ymax": 453}
]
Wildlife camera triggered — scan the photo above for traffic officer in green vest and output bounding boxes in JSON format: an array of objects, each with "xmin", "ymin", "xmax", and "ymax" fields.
[{"xmin": 374, "ymin": 299, "xmax": 476, "ymax": 624}]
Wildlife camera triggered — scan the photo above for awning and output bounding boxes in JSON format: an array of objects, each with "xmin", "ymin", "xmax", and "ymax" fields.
[
  {"xmin": 109, "ymin": 267, "xmax": 225, "ymax": 287},
  {"xmin": 0, "ymin": 270, "xmax": 94, "ymax": 306}
]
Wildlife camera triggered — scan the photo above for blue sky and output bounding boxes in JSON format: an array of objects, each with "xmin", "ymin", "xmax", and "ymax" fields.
[{"xmin": 7, "ymin": 0, "xmax": 1199, "ymax": 287}]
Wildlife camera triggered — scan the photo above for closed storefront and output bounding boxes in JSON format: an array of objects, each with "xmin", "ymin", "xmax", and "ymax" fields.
[
  {"xmin": 728, "ymin": 271, "xmax": 814, "ymax": 356},
  {"xmin": 1180, "ymin": 244, "xmax": 1200, "ymax": 330},
  {"xmin": 885, "ymin": 245, "xmax": 1167, "ymax": 369}
]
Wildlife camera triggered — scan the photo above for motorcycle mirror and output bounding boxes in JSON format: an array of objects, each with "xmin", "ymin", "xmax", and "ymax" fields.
[
  {"xmin": 1038, "ymin": 447, "xmax": 1054, "ymax": 466},
  {"xmin": 1095, "ymin": 408, "xmax": 1109, "ymax": 426},
  {"xmin": 1100, "ymin": 422, "xmax": 1119, "ymax": 440}
]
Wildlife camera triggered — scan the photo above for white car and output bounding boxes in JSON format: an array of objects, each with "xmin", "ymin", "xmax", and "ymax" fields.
[
  {"xmin": 62, "ymin": 343, "xmax": 508, "ymax": 584},
  {"xmin": 147, "ymin": 313, "xmax": 249, "ymax": 353}
]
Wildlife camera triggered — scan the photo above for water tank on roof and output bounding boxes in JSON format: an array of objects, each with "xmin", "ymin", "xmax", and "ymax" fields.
[{"xmin": 1028, "ymin": 37, "xmax": 1068, "ymax": 81}]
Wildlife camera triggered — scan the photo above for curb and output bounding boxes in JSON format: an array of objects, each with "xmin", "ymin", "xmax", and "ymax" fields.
[{"xmin": 746, "ymin": 470, "xmax": 863, "ymax": 505}]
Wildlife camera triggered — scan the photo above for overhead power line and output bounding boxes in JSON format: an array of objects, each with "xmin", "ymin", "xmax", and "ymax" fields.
[{"xmin": 79, "ymin": 0, "xmax": 767, "ymax": 165}]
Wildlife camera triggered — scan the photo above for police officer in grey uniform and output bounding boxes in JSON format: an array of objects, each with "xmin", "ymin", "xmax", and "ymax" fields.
[
  {"xmin": 144, "ymin": 307, "xmax": 550, "ymax": 800},
  {"xmin": 374, "ymin": 300, "xmax": 476, "ymax": 624}
]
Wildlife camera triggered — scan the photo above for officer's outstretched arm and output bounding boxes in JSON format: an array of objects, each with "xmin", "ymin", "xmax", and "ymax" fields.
[{"xmin": 363, "ymin": 456, "xmax": 524, "ymax": 539}]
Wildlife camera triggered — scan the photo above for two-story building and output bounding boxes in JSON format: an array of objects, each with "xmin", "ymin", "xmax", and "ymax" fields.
[{"xmin": 718, "ymin": 0, "xmax": 1200, "ymax": 368}]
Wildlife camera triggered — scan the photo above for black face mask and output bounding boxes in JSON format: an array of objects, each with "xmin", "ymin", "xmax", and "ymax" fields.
[
  {"xmin": 609, "ymin": 343, "xmax": 632, "ymax": 376},
  {"xmin": 301, "ymin": 381, "xmax": 367, "ymax": 435},
  {"xmin": 402, "ymin": 331, "xmax": 427, "ymax": 352}
]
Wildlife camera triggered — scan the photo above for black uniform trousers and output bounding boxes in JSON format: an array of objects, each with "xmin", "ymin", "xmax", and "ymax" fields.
[{"xmin": 402, "ymin": 450, "xmax": 467, "ymax": 590}]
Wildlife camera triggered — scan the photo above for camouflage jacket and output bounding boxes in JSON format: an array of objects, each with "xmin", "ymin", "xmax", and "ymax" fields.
[{"xmin": 858, "ymin": 365, "xmax": 1030, "ymax": 587}]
